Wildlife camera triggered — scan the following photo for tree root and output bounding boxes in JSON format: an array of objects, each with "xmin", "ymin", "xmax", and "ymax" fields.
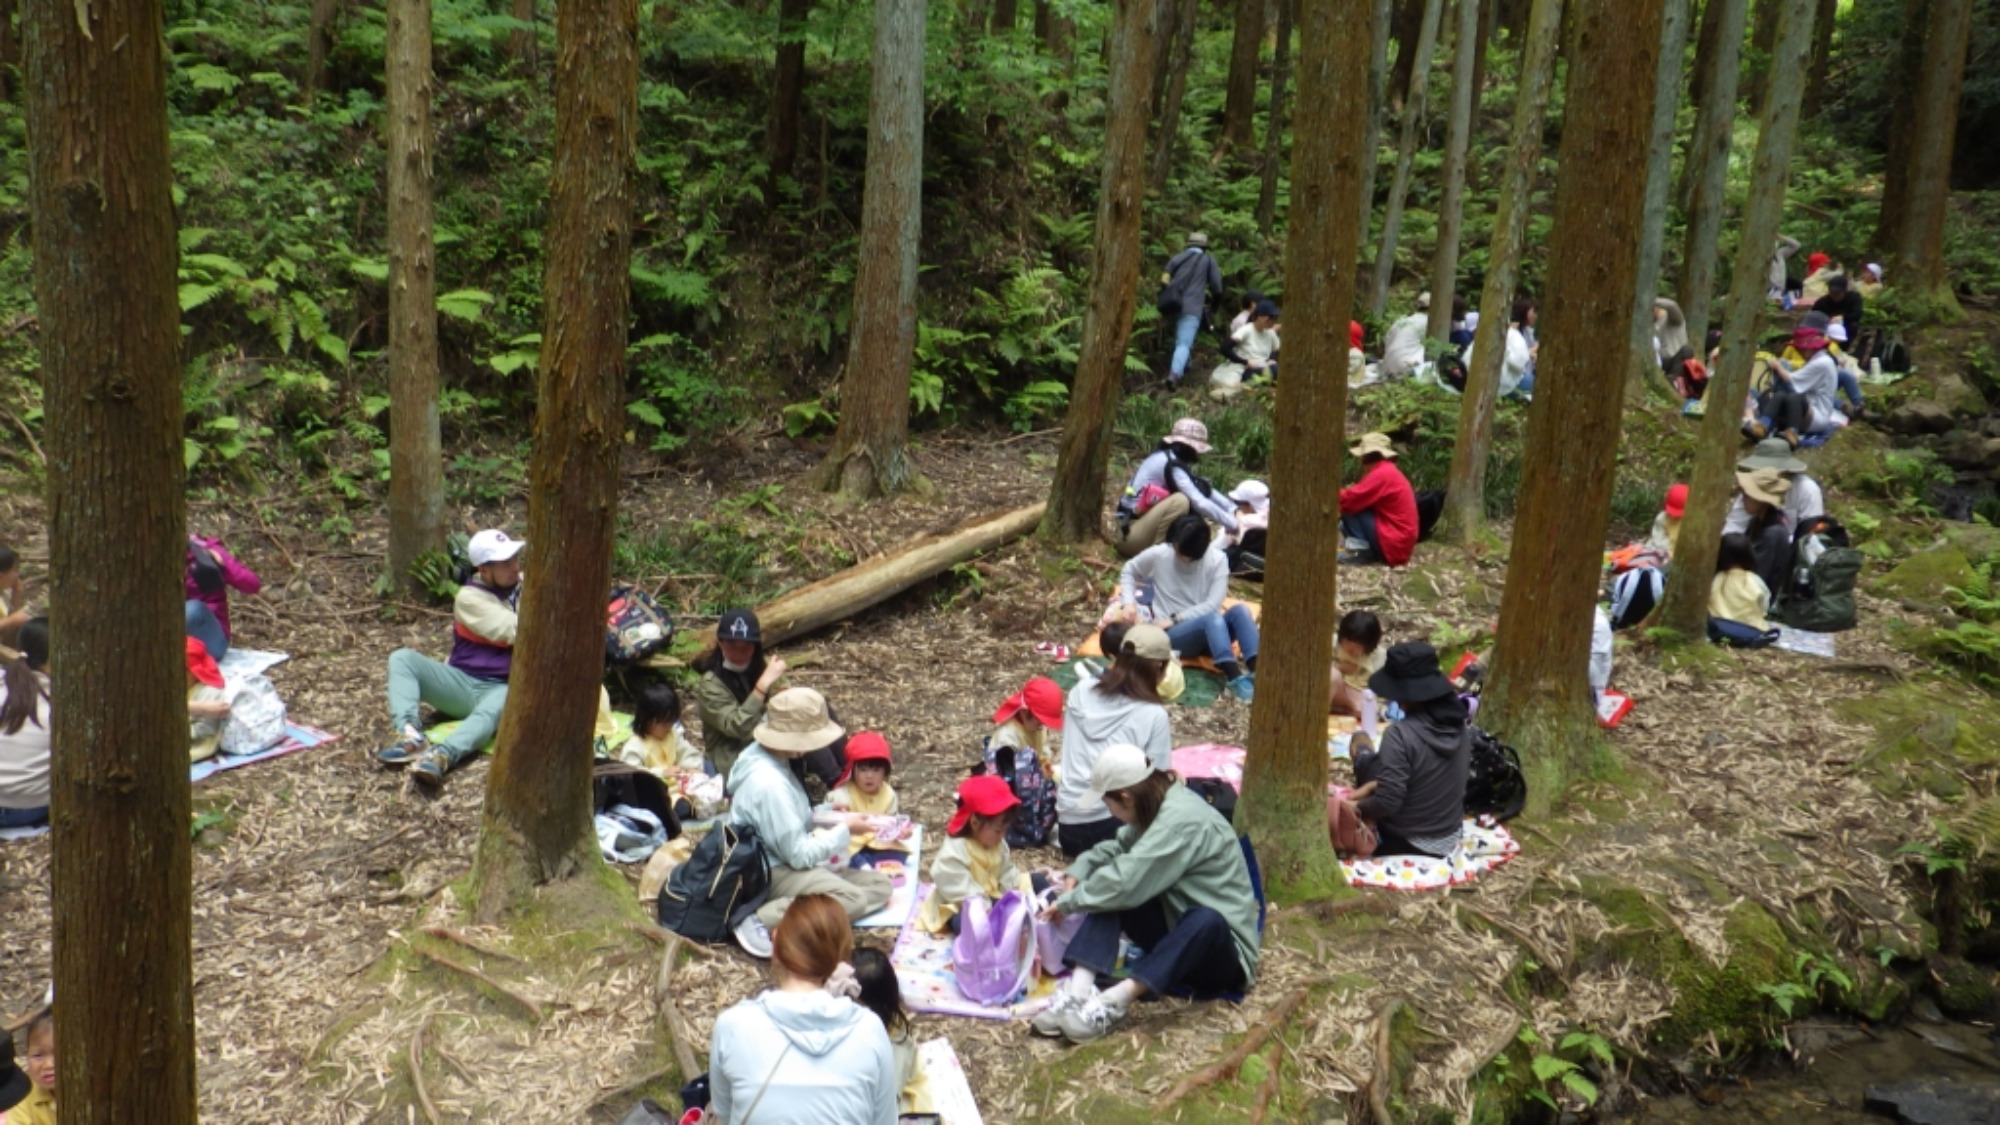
[
  {"xmin": 409, "ymin": 1015, "xmax": 441, "ymax": 1125},
  {"xmin": 1368, "ymin": 998, "xmax": 1407, "ymax": 1125},
  {"xmin": 1248, "ymin": 1039, "xmax": 1286, "ymax": 1125},
  {"xmin": 1152, "ymin": 983, "xmax": 1317, "ymax": 1112},
  {"xmin": 627, "ymin": 920, "xmax": 720, "ymax": 959},
  {"xmin": 412, "ymin": 946, "xmax": 545, "ymax": 1021},
  {"xmin": 656, "ymin": 930, "xmax": 703, "ymax": 1085},
  {"xmin": 422, "ymin": 925, "xmax": 528, "ymax": 965},
  {"xmin": 586, "ymin": 1063, "xmax": 675, "ymax": 1114}
]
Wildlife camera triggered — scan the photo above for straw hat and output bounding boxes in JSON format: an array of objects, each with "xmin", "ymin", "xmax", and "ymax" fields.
[{"xmin": 1349, "ymin": 432, "xmax": 1398, "ymax": 460}]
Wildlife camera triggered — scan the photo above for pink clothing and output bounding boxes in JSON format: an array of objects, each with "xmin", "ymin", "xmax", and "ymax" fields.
[{"xmin": 184, "ymin": 535, "xmax": 261, "ymax": 640}]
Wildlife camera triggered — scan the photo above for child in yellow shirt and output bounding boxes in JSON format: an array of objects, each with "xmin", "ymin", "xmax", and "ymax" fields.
[
  {"xmin": 825, "ymin": 732, "xmax": 910, "ymax": 862},
  {"xmin": 920, "ymin": 776, "xmax": 1036, "ymax": 934},
  {"xmin": 617, "ymin": 681, "xmax": 703, "ymax": 775},
  {"xmin": 8, "ymin": 1011, "xmax": 56, "ymax": 1125}
]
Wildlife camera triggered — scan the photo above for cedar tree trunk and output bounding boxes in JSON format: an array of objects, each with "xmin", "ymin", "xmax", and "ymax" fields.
[
  {"xmin": 767, "ymin": 0, "xmax": 811, "ymax": 181},
  {"xmin": 815, "ymin": 0, "xmax": 926, "ymax": 499},
  {"xmin": 1358, "ymin": 0, "xmax": 1395, "ymax": 253},
  {"xmin": 1440, "ymin": 0, "xmax": 1560, "ymax": 544},
  {"xmin": 1042, "ymin": 0, "xmax": 1157, "ymax": 541},
  {"xmin": 1873, "ymin": 0, "xmax": 1929, "ymax": 256},
  {"xmin": 1369, "ymin": 0, "xmax": 1445, "ymax": 314},
  {"xmin": 1147, "ymin": 0, "xmax": 1199, "ymax": 192},
  {"xmin": 991, "ymin": 0, "xmax": 1016, "ymax": 32},
  {"xmin": 1625, "ymin": 0, "xmax": 1691, "ymax": 401},
  {"xmin": 387, "ymin": 0, "xmax": 447, "ymax": 594},
  {"xmin": 510, "ymin": 0, "xmax": 538, "ymax": 70},
  {"xmin": 1480, "ymin": 0, "xmax": 1665, "ymax": 809},
  {"xmin": 1747, "ymin": 0, "xmax": 1775, "ymax": 114},
  {"xmin": 1802, "ymin": 0, "xmax": 1834, "ymax": 117},
  {"xmin": 1875, "ymin": 0, "xmax": 1969, "ymax": 317},
  {"xmin": 1658, "ymin": 0, "xmax": 1813, "ymax": 641},
  {"xmin": 1254, "ymin": 0, "xmax": 1296, "ymax": 236},
  {"xmin": 1675, "ymin": 0, "xmax": 1747, "ymax": 343},
  {"xmin": 470, "ymin": 0, "xmax": 637, "ymax": 919},
  {"xmin": 1238, "ymin": 0, "xmax": 1372, "ymax": 904},
  {"xmin": 1424, "ymin": 0, "xmax": 1479, "ymax": 339},
  {"xmin": 24, "ymin": 0, "xmax": 195, "ymax": 1113},
  {"xmin": 306, "ymin": 0, "xmax": 339, "ymax": 99},
  {"xmin": 1219, "ymin": 0, "xmax": 1264, "ymax": 153},
  {"xmin": 1388, "ymin": 0, "xmax": 1424, "ymax": 110}
]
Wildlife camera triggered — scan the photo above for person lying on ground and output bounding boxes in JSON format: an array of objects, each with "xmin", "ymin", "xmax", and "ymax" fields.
[
  {"xmin": 0, "ymin": 547, "xmax": 32, "ymax": 647},
  {"xmin": 850, "ymin": 946, "xmax": 934, "ymax": 1117},
  {"xmin": 187, "ymin": 635, "xmax": 231, "ymax": 764},
  {"xmin": 1747, "ymin": 324, "xmax": 1840, "ymax": 445},
  {"xmin": 1328, "ymin": 609, "xmax": 1386, "ymax": 718},
  {"xmin": 1647, "ymin": 483, "xmax": 1686, "ymax": 559},
  {"xmin": 692, "ymin": 607, "xmax": 789, "ymax": 782},
  {"xmin": 919, "ymin": 775, "xmax": 1037, "ymax": 935},
  {"xmin": 1734, "ymin": 468, "xmax": 1795, "ymax": 597},
  {"xmin": 1339, "ymin": 432, "xmax": 1420, "ymax": 568},
  {"xmin": 8, "ymin": 1010, "xmax": 55, "ymax": 1125},
  {"xmin": 184, "ymin": 531, "xmax": 262, "ymax": 661},
  {"xmin": 1056, "ymin": 625, "xmax": 1174, "ymax": 861},
  {"xmin": 1345, "ymin": 642, "xmax": 1472, "ymax": 859},
  {"xmin": 617, "ymin": 680, "xmax": 704, "ymax": 776},
  {"xmin": 726, "ymin": 688, "xmax": 893, "ymax": 957},
  {"xmin": 1160, "ymin": 231, "xmax": 1225, "ymax": 385},
  {"xmin": 1724, "ymin": 438, "xmax": 1824, "ymax": 536},
  {"xmin": 707, "ymin": 895, "xmax": 898, "ymax": 1124},
  {"xmin": 1380, "ymin": 292, "xmax": 1431, "ymax": 379},
  {"xmin": 1034, "ymin": 745, "xmax": 1261, "ymax": 1044},
  {"xmin": 0, "ymin": 618, "xmax": 50, "ymax": 831},
  {"xmin": 1115, "ymin": 515, "xmax": 1259, "ymax": 702},
  {"xmin": 1811, "ymin": 272, "xmax": 1865, "ymax": 332},
  {"xmin": 374, "ymin": 528, "xmax": 522, "ymax": 789},
  {"xmin": 1710, "ymin": 532, "xmax": 1773, "ymax": 632},
  {"xmin": 1232, "ymin": 299, "xmax": 1281, "ymax": 383},
  {"xmin": 1112, "ymin": 417, "xmax": 1239, "ymax": 558}
]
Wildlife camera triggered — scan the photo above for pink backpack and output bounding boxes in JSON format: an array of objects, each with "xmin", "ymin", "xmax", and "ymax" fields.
[{"xmin": 952, "ymin": 891, "xmax": 1035, "ymax": 1006}]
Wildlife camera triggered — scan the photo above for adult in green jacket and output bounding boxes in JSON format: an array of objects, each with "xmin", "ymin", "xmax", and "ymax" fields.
[
  {"xmin": 691, "ymin": 608, "xmax": 787, "ymax": 780},
  {"xmin": 1033, "ymin": 744, "xmax": 1261, "ymax": 1044}
]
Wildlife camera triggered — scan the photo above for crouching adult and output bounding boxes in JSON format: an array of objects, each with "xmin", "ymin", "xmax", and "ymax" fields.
[
  {"xmin": 1034, "ymin": 744, "xmax": 1261, "ymax": 1044},
  {"xmin": 375, "ymin": 529, "xmax": 523, "ymax": 788},
  {"xmin": 1345, "ymin": 643, "xmax": 1471, "ymax": 858},
  {"xmin": 726, "ymin": 687, "xmax": 892, "ymax": 957}
]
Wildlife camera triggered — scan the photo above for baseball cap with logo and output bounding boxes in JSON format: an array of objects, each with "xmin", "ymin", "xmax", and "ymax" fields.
[
  {"xmin": 716, "ymin": 608, "xmax": 761, "ymax": 645},
  {"xmin": 467, "ymin": 529, "xmax": 526, "ymax": 567}
]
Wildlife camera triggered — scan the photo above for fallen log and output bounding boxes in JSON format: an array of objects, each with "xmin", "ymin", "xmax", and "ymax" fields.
[{"xmin": 647, "ymin": 501, "xmax": 1047, "ymax": 658}]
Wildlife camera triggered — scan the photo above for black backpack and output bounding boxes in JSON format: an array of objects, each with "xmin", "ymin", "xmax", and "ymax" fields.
[
  {"xmin": 657, "ymin": 822, "xmax": 770, "ymax": 943},
  {"xmin": 593, "ymin": 762, "xmax": 683, "ymax": 838},
  {"xmin": 1184, "ymin": 777, "xmax": 1239, "ymax": 825},
  {"xmin": 605, "ymin": 586, "xmax": 675, "ymax": 664},
  {"xmin": 188, "ymin": 539, "xmax": 226, "ymax": 596},
  {"xmin": 1462, "ymin": 727, "xmax": 1527, "ymax": 821},
  {"xmin": 1415, "ymin": 489, "xmax": 1447, "ymax": 542},
  {"xmin": 1438, "ymin": 352, "xmax": 1469, "ymax": 392},
  {"xmin": 1879, "ymin": 335, "xmax": 1911, "ymax": 373},
  {"xmin": 973, "ymin": 737, "xmax": 1058, "ymax": 848}
]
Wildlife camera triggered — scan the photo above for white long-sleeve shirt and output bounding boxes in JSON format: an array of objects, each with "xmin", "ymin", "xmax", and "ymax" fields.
[{"xmin": 1118, "ymin": 543, "xmax": 1228, "ymax": 623}]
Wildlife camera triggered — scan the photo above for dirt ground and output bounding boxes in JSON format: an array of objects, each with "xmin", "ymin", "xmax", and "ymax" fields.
[{"xmin": 0, "ymin": 428, "xmax": 1952, "ymax": 1122}]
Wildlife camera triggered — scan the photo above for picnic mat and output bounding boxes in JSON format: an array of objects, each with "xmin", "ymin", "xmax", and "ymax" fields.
[
  {"xmin": 1050, "ymin": 658, "xmax": 1225, "ymax": 709},
  {"xmin": 852, "ymin": 825, "xmax": 924, "ymax": 930},
  {"xmin": 191, "ymin": 722, "xmax": 340, "ymax": 783},
  {"xmin": 890, "ymin": 885, "xmax": 1059, "ymax": 1021},
  {"xmin": 1774, "ymin": 626, "xmax": 1837, "ymax": 658},
  {"xmin": 917, "ymin": 1038, "xmax": 985, "ymax": 1125}
]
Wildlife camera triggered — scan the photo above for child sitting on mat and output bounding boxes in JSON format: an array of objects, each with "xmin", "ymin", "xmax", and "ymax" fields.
[
  {"xmin": 618, "ymin": 681, "xmax": 703, "ymax": 776},
  {"xmin": 186, "ymin": 636, "xmax": 231, "ymax": 763},
  {"xmin": 920, "ymin": 775, "xmax": 1038, "ymax": 934},
  {"xmin": 851, "ymin": 947, "xmax": 934, "ymax": 1116},
  {"xmin": 825, "ymin": 732, "xmax": 909, "ymax": 865}
]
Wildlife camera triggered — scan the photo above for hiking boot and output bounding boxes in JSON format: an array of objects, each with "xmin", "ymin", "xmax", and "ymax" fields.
[
  {"xmin": 1744, "ymin": 420, "xmax": 1770, "ymax": 440},
  {"xmin": 1030, "ymin": 988, "xmax": 1086, "ymax": 1037},
  {"xmin": 733, "ymin": 914, "xmax": 774, "ymax": 959},
  {"xmin": 1228, "ymin": 674, "xmax": 1256, "ymax": 703},
  {"xmin": 376, "ymin": 726, "xmax": 427, "ymax": 767},
  {"xmin": 410, "ymin": 748, "xmax": 450, "ymax": 789},
  {"xmin": 1781, "ymin": 427, "xmax": 1801, "ymax": 449},
  {"xmin": 1058, "ymin": 996, "xmax": 1128, "ymax": 1043}
]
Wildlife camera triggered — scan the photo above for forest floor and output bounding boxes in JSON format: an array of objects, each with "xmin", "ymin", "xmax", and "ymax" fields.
[{"xmin": 0, "ymin": 406, "xmax": 1978, "ymax": 1122}]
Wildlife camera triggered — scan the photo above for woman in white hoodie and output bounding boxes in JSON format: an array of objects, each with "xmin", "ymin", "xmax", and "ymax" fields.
[
  {"xmin": 1056, "ymin": 624, "xmax": 1173, "ymax": 860},
  {"xmin": 707, "ymin": 895, "xmax": 897, "ymax": 1125}
]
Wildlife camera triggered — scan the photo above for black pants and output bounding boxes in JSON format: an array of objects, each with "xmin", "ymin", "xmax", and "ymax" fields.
[
  {"xmin": 1064, "ymin": 899, "xmax": 1247, "ymax": 998},
  {"xmin": 1757, "ymin": 385, "xmax": 1810, "ymax": 434},
  {"xmin": 1058, "ymin": 817, "xmax": 1121, "ymax": 860},
  {"xmin": 1374, "ymin": 826, "xmax": 1452, "ymax": 859}
]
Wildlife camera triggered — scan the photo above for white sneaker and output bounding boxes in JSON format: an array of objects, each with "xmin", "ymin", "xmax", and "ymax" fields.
[
  {"xmin": 1058, "ymin": 996, "xmax": 1128, "ymax": 1042},
  {"xmin": 733, "ymin": 914, "xmax": 773, "ymax": 959},
  {"xmin": 1030, "ymin": 989, "xmax": 1084, "ymax": 1037}
]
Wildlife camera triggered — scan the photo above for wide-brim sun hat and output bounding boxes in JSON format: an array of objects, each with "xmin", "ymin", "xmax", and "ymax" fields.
[
  {"xmin": 1349, "ymin": 432, "xmax": 1398, "ymax": 460},
  {"xmin": 992, "ymin": 677, "xmax": 1065, "ymax": 730},
  {"xmin": 1736, "ymin": 467, "xmax": 1793, "ymax": 507},
  {"xmin": 1165, "ymin": 417, "xmax": 1212, "ymax": 453},
  {"xmin": 1084, "ymin": 743, "xmax": 1154, "ymax": 804},
  {"xmin": 1367, "ymin": 641, "xmax": 1457, "ymax": 705},
  {"xmin": 1738, "ymin": 437, "xmax": 1808, "ymax": 475},
  {"xmin": 753, "ymin": 686, "xmax": 845, "ymax": 753}
]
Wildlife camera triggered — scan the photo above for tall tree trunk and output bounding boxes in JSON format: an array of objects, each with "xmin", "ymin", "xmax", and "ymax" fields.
[
  {"xmin": 1387, "ymin": 0, "xmax": 1424, "ymax": 110},
  {"xmin": 1042, "ymin": 0, "xmax": 1157, "ymax": 541},
  {"xmin": 1481, "ymin": 0, "xmax": 1664, "ymax": 808},
  {"xmin": 1219, "ymin": 0, "xmax": 1263, "ymax": 152},
  {"xmin": 1658, "ymin": 0, "xmax": 1813, "ymax": 641},
  {"xmin": 991, "ymin": 0, "xmax": 1016, "ymax": 32},
  {"xmin": 1467, "ymin": 0, "xmax": 1493, "ymax": 143},
  {"xmin": 1254, "ymin": 0, "xmax": 1296, "ymax": 236},
  {"xmin": 305, "ymin": 0, "xmax": 339, "ymax": 100},
  {"xmin": 387, "ymin": 0, "xmax": 446, "ymax": 595},
  {"xmin": 24, "ymin": 0, "xmax": 195, "ymax": 1114},
  {"xmin": 1676, "ymin": 0, "xmax": 1748, "ymax": 342},
  {"xmin": 816, "ymin": 0, "xmax": 926, "ymax": 498},
  {"xmin": 1034, "ymin": 0, "xmax": 1049, "ymax": 42},
  {"xmin": 1147, "ymin": 0, "xmax": 1199, "ymax": 193},
  {"xmin": 471, "ymin": 0, "xmax": 637, "ymax": 919},
  {"xmin": 1801, "ymin": 0, "xmax": 1834, "ymax": 117},
  {"xmin": 1358, "ymin": 0, "xmax": 1395, "ymax": 258},
  {"xmin": 1239, "ymin": 0, "xmax": 1370, "ymax": 905},
  {"xmin": 1424, "ymin": 0, "xmax": 1479, "ymax": 339},
  {"xmin": 767, "ymin": 0, "xmax": 811, "ymax": 181},
  {"xmin": 1440, "ymin": 0, "xmax": 1561, "ymax": 544},
  {"xmin": 1626, "ymin": 0, "xmax": 1691, "ymax": 402},
  {"xmin": 1746, "ymin": 0, "xmax": 1775, "ymax": 113},
  {"xmin": 509, "ymin": 0, "xmax": 538, "ymax": 70},
  {"xmin": 1873, "ymin": 0, "xmax": 1929, "ymax": 256},
  {"xmin": 1149, "ymin": 0, "xmax": 1177, "ymax": 117},
  {"xmin": 1683, "ymin": 0, "xmax": 1723, "ymax": 138},
  {"xmin": 1875, "ymin": 0, "xmax": 1969, "ymax": 317},
  {"xmin": 1369, "ymin": 0, "xmax": 1445, "ymax": 314}
]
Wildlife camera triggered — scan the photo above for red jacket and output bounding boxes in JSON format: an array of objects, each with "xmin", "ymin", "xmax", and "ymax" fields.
[{"xmin": 1340, "ymin": 460, "xmax": 1419, "ymax": 567}]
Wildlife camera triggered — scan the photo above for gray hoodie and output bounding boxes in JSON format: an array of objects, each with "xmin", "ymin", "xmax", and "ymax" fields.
[
  {"xmin": 1355, "ymin": 702, "xmax": 1470, "ymax": 845},
  {"xmin": 1056, "ymin": 671, "xmax": 1173, "ymax": 824},
  {"xmin": 708, "ymin": 989, "xmax": 897, "ymax": 1124}
]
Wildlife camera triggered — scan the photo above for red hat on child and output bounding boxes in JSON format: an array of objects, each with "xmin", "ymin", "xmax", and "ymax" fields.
[
  {"xmin": 1806, "ymin": 251, "xmax": 1831, "ymax": 274},
  {"xmin": 992, "ymin": 677, "xmax": 1064, "ymax": 730},
  {"xmin": 947, "ymin": 775, "xmax": 1022, "ymax": 837},
  {"xmin": 185, "ymin": 636, "xmax": 224, "ymax": 690},
  {"xmin": 834, "ymin": 730, "xmax": 893, "ymax": 788},
  {"xmin": 1663, "ymin": 483, "xmax": 1688, "ymax": 520}
]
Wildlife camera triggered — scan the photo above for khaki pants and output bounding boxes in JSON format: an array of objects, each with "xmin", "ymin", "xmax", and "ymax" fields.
[
  {"xmin": 1114, "ymin": 493, "xmax": 1192, "ymax": 558},
  {"xmin": 757, "ymin": 863, "xmax": 894, "ymax": 927}
]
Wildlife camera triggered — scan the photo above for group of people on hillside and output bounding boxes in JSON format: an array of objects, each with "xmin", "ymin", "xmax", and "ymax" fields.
[{"xmin": 1155, "ymin": 231, "xmax": 1370, "ymax": 396}]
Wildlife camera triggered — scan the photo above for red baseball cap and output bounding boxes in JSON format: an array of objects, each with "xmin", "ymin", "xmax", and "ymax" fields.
[
  {"xmin": 834, "ymin": 730, "xmax": 893, "ymax": 788},
  {"xmin": 185, "ymin": 636, "xmax": 224, "ymax": 689},
  {"xmin": 1663, "ymin": 483, "xmax": 1687, "ymax": 520},
  {"xmin": 992, "ymin": 677, "xmax": 1064, "ymax": 730},
  {"xmin": 948, "ymin": 775, "xmax": 1022, "ymax": 837}
]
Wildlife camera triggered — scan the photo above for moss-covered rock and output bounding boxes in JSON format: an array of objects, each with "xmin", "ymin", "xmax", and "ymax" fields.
[
  {"xmin": 1843, "ymin": 962, "xmax": 1913, "ymax": 1023},
  {"xmin": 1873, "ymin": 544, "xmax": 1976, "ymax": 606},
  {"xmin": 1931, "ymin": 955, "xmax": 1997, "ymax": 1019},
  {"xmin": 1839, "ymin": 681, "xmax": 2000, "ymax": 800}
]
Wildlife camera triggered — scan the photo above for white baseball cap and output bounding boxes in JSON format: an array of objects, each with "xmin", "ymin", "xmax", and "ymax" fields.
[
  {"xmin": 467, "ymin": 529, "xmax": 526, "ymax": 567},
  {"xmin": 1086, "ymin": 743, "xmax": 1155, "ymax": 803}
]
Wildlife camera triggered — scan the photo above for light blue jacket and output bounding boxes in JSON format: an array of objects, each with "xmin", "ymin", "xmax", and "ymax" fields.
[
  {"xmin": 708, "ymin": 989, "xmax": 897, "ymax": 1124},
  {"xmin": 728, "ymin": 742, "xmax": 850, "ymax": 871}
]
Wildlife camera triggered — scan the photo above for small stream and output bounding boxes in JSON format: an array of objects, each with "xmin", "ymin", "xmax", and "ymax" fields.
[{"xmin": 1608, "ymin": 1011, "xmax": 2000, "ymax": 1123}]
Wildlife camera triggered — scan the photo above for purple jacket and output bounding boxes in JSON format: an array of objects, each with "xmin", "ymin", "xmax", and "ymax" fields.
[
  {"xmin": 449, "ymin": 581, "xmax": 519, "ymax": 682},
  {"xmin": 184, "ymin": 536, "xmax": 262, "ymax": 640}
]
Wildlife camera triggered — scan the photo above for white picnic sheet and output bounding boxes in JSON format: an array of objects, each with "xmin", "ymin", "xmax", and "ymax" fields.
[{"xmin": 851, "ymin": 825, "xmax": 924, "ymax": 930}]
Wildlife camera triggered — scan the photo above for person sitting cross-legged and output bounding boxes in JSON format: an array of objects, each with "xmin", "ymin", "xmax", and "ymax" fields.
[
  {"xmin": 1115, "ymin": 514, "xmax": 1260, "ymax": 702},
  {"xmin": 1338, "ymin": 433, "xmax": 1420, "ymax": 568},
  {"xmin": 375, "ymin": 529, "xmax": 524, "ymax": 789}
]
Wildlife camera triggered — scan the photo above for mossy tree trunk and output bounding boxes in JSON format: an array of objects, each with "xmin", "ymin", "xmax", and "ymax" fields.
[
  {"xmin": 767, "ymin": 0, "xmax": 811, "ymax": 182},
  {"xmin": 24, "ymin": 0, "xmax": 195, "ymax": 1111},
  {"xmin": 1239, "ymin": 0, "xmax": 1372, "ymax": 905},
  {"xmin": 1042, "ymin": 0, "xmax": 1156, "ymax": 541},
  {"xmin": 1872, "ymin": 0, "xmax": 1928, "ymax": 258},
  {"xmin": 1625, "ymin": 0, "xmax": 1691, "ymax": 402},
  {"xmin": 305, "ymin": 0, "xmax": 340, "ymax": 99},
  {"xmin": 1368, "ymin": 0, "xmax": 1445, "ymax": 315},
  {"xmin": 1424, "ymin": 0, "xmax": 1479, "ymax": 341},
  {"xmin": 1358, "ymin": 0, "xmax": 1395, "ymax": 253},
  {"xmin": 1874, "ymin": 0, "xmax": 1970, "ymax": 319},
  {"xmin": 1676, "ymin": 0, "xmax": 1747, "ymax": 343},
  {"xmin": 1146, "ymin": 0, "xmax": 1198, "ymax": 194},
  {"xmin": 471, "ymin": 0, "xmax": 636, "ymax": 922},
  {"xmin": 1482, "ymin": 0, "xmax": 1665, "ymax": 809},
  {"xmin": 1219, "ymin": 0, "xmax": 1262, "ymax": 153},
  {"xmin": 387, "ymin": 0, "xmax": 447, "ymax": 596},
  {"xmin": 815, "ymin": 0, "xmax": 927, "ymax": 500},
  {"xmin": 1439, "ymin": 0, "xmax": 1561, "ymax": 545},
  {"xmin": 1253, "ymin": 0, "xmax": 1295, "ymax": 237},
  {"xmin": 1658, "ymin": 0, "xmax": 1814, "ymax": 642},
  {"xmin": 1746, "ymin": 0, "xmax": 1776, "ymax": 114}
]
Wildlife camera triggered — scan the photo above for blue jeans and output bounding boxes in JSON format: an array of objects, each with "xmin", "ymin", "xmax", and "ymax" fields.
[
  {"xmin": 1166, "ymin": 604, "xmax": 1259, "ymax": 670},
  {"xmin": 1169, "ymin": 313, "xmax": 1201, "ymax": 378},
  {"xmin": 1064, "ymin": 900, "xmax": 1247, "ymax": 998},
  {"xmin": 1341, "ymin": 510, "xmax": 1381, "ymax": 559},
  {"xmin": 185, "ymin": 600, "xmax": 227, "ymax": 660},
  {"xmin": 1838, "ymin": 366, "xmax": 1864, "ymax": 409},
  {"xmin": 0, "ymin": 805, "xmax": 49, "ymax": 828}
]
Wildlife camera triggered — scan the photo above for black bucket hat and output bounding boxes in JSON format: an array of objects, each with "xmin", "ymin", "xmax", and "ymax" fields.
[
  {"xmin": 716, "ymin": 608, "xmax": 761, "ymax": 645},
  {"xmin": 0, "ymin": 1030, "xmax": 31, "ymax": 1113},
  {"xmin": 1368, "ymin": 641, "xmax": 1457, "ymax": 704}
]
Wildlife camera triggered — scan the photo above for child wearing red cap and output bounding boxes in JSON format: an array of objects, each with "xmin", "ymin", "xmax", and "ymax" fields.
[
  {"xmin": 920, "ymin": 775, "xmax": 1035, "ymax": 934},
  {"xmin": 982, "ymin": 677, "xmax": 1065, "ymax": 848},
  {"xmin": 826, "ymin": 732, "xmax": 910, "ymax": 863},
  {"xmin": 186, "ymin": 636, "xmax": 231, "ymax": 763},
  {"xmin": 1647, "ymin": 483, "xmax": 1686, "ymax": 559}
]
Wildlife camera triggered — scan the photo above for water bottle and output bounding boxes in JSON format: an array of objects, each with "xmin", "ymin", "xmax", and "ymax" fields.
[{"xmin": 1359, "ymin": 690, "xmax": 1379, "ymax": 737}]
